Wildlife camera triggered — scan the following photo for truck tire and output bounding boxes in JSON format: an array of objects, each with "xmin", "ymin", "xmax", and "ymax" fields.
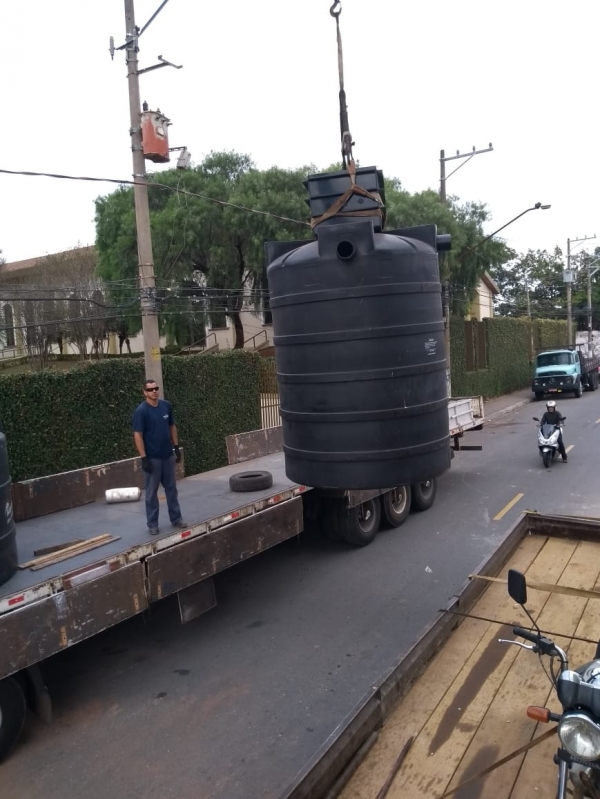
[
  {"xmin": 411, "ymin": 478, "xmax": 438, "ymax": 512},
  {"xmin": 381, "ymin": 486, "xmax": 412, "ymax": 528},
  {"xmin": 535, "ymin": 392, "xmax": 544, "ymax": 401},
  {"xmin": 574, "ymin": 382, "xmax": 583, "ymax": 399},
  {"xmin": 337, "ymin": 498, "xmax": 381, "ymax": 547},
  {"xmin": 229, "ymin": 470, "xmax": 273, "ymax": 492},
  {"xmin": 0, "ymin": 677, "xmax": 26, "ymax": 762}
]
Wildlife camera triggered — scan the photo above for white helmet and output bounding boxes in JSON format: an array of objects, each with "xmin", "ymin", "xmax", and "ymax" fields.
[{"xmin": 546, "ymin": 400, "xmax": 556, "ymax": 410}]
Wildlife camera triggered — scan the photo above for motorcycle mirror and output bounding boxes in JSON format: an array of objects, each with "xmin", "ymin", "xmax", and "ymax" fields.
[
  {"xmin": 532, "ymin": 417, "xmax": 539, "ymax": 422},
  {"xmin": 508, "ymin": 569, "xmax": 527, "ymax": 605}
]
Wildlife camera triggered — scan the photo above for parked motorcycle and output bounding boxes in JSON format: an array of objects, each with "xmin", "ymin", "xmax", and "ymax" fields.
[
  {"xmin": 533, "ymin": 416, "xmax": 566, "ymax": 468},
  {"xmin": 500, "ymin": 568, "xmax": 600, "ymax": 798}
]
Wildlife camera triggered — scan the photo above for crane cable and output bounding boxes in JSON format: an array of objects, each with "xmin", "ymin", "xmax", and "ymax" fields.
[
  {"xmin": 330, "ymin": 0, "xmax": 353, "ymax": 168},
  {"xmin": 310, "ymin": 2, "xmax": 385, "ymax": 229}
]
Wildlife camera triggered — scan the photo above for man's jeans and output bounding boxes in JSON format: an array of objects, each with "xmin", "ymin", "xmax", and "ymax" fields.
[{"xmin": 144, "ymin": 455, "xmax": 182, "ymax": 528}]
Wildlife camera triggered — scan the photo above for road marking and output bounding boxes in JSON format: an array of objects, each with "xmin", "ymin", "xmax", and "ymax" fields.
[
  {"xmin": 595, "ymin": 419, "xmax": 600, "ymax": 425},
  {"xmin": 566, "ymin": 444, "xmax": 574, "ymax": 454},
  {"xmin": 493, "ymin": 492, "xmax": 525, "ymax": 522}
]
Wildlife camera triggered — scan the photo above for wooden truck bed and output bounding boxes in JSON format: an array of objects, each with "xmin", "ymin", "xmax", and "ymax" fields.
[{"xmin": 283, "ymin": 514, "xmax": 600, "ymax": 799}]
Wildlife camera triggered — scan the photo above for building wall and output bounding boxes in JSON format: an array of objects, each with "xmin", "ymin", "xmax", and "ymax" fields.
[{"xmin": 467, "ymin": 278, "xmax": 495, "ymax": 321}]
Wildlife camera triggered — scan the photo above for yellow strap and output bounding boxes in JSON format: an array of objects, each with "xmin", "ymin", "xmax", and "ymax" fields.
[{"xmin": 470, "ymin": 573, "xmax": 600, "ymax": 601}]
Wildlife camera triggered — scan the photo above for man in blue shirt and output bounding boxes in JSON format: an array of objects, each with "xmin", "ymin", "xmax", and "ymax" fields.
[{"xmin": 132, "ymin": 379, "xmax": 188, "ymax": 535}]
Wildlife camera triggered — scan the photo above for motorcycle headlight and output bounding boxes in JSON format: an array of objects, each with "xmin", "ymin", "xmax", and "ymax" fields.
[{"xmin": 559, "ymin": 712, "xmax": 600, "ymax": 761}]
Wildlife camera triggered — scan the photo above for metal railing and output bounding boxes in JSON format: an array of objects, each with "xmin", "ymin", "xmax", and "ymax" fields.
[
  {"xmin": 244, "ymin": 329, "xmax": 268, "ymax": 349},
  {"xmin": 176, "ymin": 332, "xmax": 217, "ymax": 356}
]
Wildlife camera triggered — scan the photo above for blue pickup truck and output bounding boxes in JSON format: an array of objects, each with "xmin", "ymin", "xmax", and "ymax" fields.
[{"xmin": 532, "ymin": 347, "xmax": 600, "ymax": 399}]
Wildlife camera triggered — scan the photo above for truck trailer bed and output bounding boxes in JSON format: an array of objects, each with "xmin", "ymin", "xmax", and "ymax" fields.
[{"xmin": 0, "ymin": 452, "xmax": 305, "ymax": 681}]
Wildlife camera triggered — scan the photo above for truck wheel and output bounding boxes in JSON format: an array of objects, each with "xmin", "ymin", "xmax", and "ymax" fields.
[
  {"xmin": 338, "ymin": 499, "xmax": 381, "ymax": 547},
  {"xmin": 575, "ymin": 383, "xmax": 583, "ymax": 398},
  {"xmin": 411, "ymin": 478, "xmax": 438, "ymax": 512},
  {"xmin": 535, "ymin": 392, "xmax": 544, "ymax": 401},
  {"xmin": 229, "ymin": 470, "xmax": 273, "ymax": 492},
  {"xmin": 0, "ymin": 677, "xmax": 26, "ymax": 762},
  {"xmin": 381, "ymin": 486, "xmax": 411, "ymax": 528}
]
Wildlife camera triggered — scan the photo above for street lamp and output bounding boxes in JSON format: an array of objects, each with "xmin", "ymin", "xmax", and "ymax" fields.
[{"xmin": 464, "ymin": 202, "xmax": 551, "ymax": 258}]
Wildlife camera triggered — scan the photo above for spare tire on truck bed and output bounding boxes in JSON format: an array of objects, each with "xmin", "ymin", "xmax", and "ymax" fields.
[{"xmin": 229, "ymin": 471, "xmax": 273, "ymax": 492}]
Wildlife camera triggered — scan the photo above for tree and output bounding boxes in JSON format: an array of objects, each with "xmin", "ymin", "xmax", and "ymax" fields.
[
  {"xmin": 96, "ymin": 152, "xmax": 313, "ymax": 349},
  {"xmin": 43, "ymin": 247, "xmax": 113, "ymax": 358},
  {"xmin": 95, "ymin": 152, "xmax": 511, "ymax": 346},
  {"xmin": 385, "ymin": 185, "xmax": 511, "ymax": 315},
  {"xmin": 490, "ymin": 248, "xmax": 566, "ymax": 320}
]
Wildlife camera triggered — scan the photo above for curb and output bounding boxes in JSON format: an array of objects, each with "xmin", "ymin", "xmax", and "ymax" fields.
[{"xmin": 485, "ymin": 397, "xmax": 532, "ymax": 424}]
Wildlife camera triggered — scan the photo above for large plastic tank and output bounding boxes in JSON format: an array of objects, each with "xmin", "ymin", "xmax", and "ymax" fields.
[
  {"xmin": 266, "ymin": 216, "xmax": 451, "ymax": 490},
  {"xmin": 0, "ymin": 433, "xmax": 17, "ymax": 586}
]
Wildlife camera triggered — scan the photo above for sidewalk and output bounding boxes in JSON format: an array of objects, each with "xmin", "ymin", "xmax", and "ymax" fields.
[{"xmin": 481, "ymin": 386, "xmax": 532, "ymax": 423}]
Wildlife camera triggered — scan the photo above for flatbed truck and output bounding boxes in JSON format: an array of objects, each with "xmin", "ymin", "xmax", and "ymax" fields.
[{"xmin": 0, "ymin": 396, "xmax": 484, "ymax": 760}]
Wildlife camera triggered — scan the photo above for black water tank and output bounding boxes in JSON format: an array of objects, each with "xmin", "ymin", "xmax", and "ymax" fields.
[
  {"xmin": 266, "ymin": 218, "xmax": 450, "ymax": 489},
  {"xmin": 0, "ymin": 433, "xmax": 17, "ymax": 587}
]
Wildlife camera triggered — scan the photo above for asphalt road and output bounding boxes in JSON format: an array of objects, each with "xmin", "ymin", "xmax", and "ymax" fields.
[{"xmin": 3, "ymin": 392, "xmax": 600, "ymax": 799}]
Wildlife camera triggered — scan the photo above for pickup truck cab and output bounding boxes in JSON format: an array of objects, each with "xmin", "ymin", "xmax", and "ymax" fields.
[{"xmin": 532, "ymin": 347, "xmax": 600, "ymax": 399}]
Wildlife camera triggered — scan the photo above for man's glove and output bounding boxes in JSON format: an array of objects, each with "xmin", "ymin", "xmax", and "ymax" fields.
[
  {"xmin": 141, "ymin": 456, "xmax": 153, "ymax": 474},
  {"xmin": 174, "ymin": 445, "xmax": 182, "ymax": 464}
]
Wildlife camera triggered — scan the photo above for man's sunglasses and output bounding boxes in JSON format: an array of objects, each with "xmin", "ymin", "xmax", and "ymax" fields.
[{"xmin": 145, "ymin": 386, "xmax": 160, "ymax": 392}]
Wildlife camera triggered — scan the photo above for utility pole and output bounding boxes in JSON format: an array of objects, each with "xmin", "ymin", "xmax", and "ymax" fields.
[
  {"xmin": 124, "ymin": 0, "xmax": 163, "ymax": 393},
  {"xmin": 439, "ymin": 144, "xmax": 493, "ymax": 398},
  {"xmin": 565, "ymin": 234, "xmax": 596, "ymax": 348},
  {"xmin": 584, "ymin": 256, "xmax": 600, "ymax": 354}
]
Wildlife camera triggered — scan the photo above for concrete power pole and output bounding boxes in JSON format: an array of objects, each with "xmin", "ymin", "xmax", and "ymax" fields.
[
  {"xmin": 124, "ymin": 0, "xmax": 163, "ymax": 393},
  {"xmin": 566, "ymin": 238, "xmax": 572, "ymax": 347},
  {"xmin": 566, "ymin": 234, "xmax": 596, "ymax": 348},
  {"xmin": 439, "ymin": 144, "xmax": 493, "ymax": 399}
]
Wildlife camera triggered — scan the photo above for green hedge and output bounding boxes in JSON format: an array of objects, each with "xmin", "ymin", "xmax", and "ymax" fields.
[
  {"xmin": 450, "ymin": 316, "xmax": 571, "ymax": 399},
  {"xmin": 0, "ymin": 351, "xmax": 262, "ymax": 482}
]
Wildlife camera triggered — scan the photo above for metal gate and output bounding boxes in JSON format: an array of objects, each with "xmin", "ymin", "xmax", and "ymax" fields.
[{"xmin": 259, "ymin": 359, "xmax": 281, "ymax": 429}]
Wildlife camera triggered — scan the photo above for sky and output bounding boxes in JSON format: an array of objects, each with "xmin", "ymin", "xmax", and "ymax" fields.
[{"xmin": 1, "ymin": 0, "xmax": 598, "ymax": 265}]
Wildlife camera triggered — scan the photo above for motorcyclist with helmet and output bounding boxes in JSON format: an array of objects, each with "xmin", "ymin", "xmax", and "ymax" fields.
[{"xmin": 540, "ymin": 400, "xmax": 568, "ymax": 462}]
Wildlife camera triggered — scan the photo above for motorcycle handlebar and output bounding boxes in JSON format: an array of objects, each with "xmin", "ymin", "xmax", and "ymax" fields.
[{"xmin": 513, "ymin": 626, "xmax": 540, "ymax": 644}]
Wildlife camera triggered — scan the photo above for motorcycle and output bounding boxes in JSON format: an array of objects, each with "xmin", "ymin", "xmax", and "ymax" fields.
[
  {"xmin": 500, "ymin": 568, "xmax": 600, "ymax": 798},
  {"xmin": 533, "ymin": 416, "xmax": 566, "ymax": 468}
]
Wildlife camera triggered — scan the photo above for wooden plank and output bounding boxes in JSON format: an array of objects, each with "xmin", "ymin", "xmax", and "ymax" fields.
[
  {"xmin": 30, "ymin": 537, "xmax": 120, "ymax": 571},
  {"xmin": 337, "ymin": 535, "xmax": 547, "ymax": 799},
  {"xmin": 446, "ymin": 538, "xmax": 600, "ymax": 798},
  {"xmin": 146, "ymin": 498, "xmax": 302, "ymax": 603},
  {"xmin": 225, "ymin": 427, "xmax": 283, "ymax": 465},
  {"xmin": 34, "ymin": 540, "xmax": 86, "ymax": 556},
  {"xmin": 11, "ymin": 454, "xmax": 185, "ymax": 521},
  {"xmin": 19, "ymin": 534, "xmax": 114, "ymax": 569},
  {"xmin": 0, "ymin": 563, "xmax": 148, "ymax": 681}
]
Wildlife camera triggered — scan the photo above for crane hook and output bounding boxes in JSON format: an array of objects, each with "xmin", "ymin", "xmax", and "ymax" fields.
[{"xmin": 330, "ymin": 0, "xmax": 341, "ymax": 19}]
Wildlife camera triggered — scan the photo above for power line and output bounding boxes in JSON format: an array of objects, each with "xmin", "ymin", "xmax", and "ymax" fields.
[{"xmin": 0, "ymin": 167, "xmax": 311, "ymax": 228}]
